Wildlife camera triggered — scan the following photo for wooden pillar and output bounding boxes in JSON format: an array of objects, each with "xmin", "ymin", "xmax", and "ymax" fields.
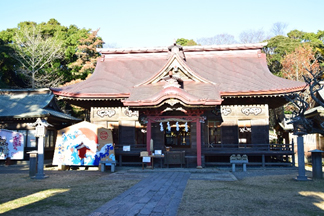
[
  {"xmin": 146, "ymin": 118, "xmax": 152, "ymax": 154},
  {"xmin": 196, "ymin": 118, "xmax": 202, "ymax": 168}
]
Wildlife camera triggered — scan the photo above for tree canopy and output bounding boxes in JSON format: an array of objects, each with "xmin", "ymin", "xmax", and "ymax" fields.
[
  {"xmin": 281, "ymin": 44, "xmax": 319, "ymax": 81},
  {"xmin": 1, "ymin": 19, "xmax": 324, "ymax": 90},
  {"xmin": 176, "ymin": 38, "xmax": 198, "ymax": 46},
  {"xmin": 0, "ymin": 38, "xmax": 21, "ymax": 88},
  {"xmin": 0, "ymin": 19, "xmax": 104, "ymax": 88},
  {"xmin": 12, "ymin": 24, "xmax": 64, "ymax": 88},
  {"xmin": 263, "ymin": 29, "xmax": 324, "ymax": 75},
  {"xmin": 68, "ymin": 29, "xmax": 103, "ymax": 76}
]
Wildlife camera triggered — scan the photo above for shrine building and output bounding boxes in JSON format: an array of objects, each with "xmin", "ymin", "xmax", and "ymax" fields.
[{"xmin": 51, "ymin": 42, "xmax": 306, "ymax": 168}]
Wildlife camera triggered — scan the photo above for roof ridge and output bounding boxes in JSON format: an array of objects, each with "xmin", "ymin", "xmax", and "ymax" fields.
[{"xmin": 97, "ymin": 42, "xmax": 267, "ymax": 55}]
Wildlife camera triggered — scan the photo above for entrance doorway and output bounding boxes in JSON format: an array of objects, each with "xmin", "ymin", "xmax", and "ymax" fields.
[{"xmin": 164, "ymin": 121, "xmax": 191, "ymax": 147}]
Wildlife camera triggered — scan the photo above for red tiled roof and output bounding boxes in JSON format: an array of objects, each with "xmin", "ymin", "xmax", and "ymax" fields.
[
  {"xmin": 184, "ymin": 51, "xmax": 305, "ymax": 96},
  {"xmin": 51, "ymin": 54, "xmax": 168, "ymax": 98},
  {"xmin": 51, "ymin": 43, "xmax": 306, "ymax": 107}
]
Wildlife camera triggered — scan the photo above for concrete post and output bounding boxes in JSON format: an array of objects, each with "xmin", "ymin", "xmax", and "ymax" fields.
[
  {"xmin": 309, "ymin": 149, "xmax": 324, "ymax": 179},
  {"xmin": 296, "ymin": 135, "xmax": 308, "ymax": 181},
  {"xmin": 27, "ymin": 151, "xmax": 38, "ymax": 177},
  {"xmin": 34, "ymin": 134, "xmax": 48, "ymax": 179}
]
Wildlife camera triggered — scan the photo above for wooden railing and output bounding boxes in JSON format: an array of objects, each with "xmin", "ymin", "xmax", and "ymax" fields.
[
  {"xmin": 203, "ymin": 143, "xmax": 295, "ymax": 167},
  {"xmin": 113, "ymin": 143, "xmax": 295, "ymax": 167},
  {"xmin": 203, "ymin": 143, "xmax": 294, "ymax": 152},
  {"xmin": 114, "ymin": 143, "xmax": 294, "ymax": 152}
]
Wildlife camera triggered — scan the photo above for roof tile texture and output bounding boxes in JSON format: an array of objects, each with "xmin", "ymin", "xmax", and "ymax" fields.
[{"xmin": 51, "ymin": 44, "xmax": 306, "ymax": 104}]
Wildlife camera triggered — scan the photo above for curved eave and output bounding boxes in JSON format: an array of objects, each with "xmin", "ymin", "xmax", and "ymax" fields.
[
  {"xmin": 0, "ymin": 112, "xmax": 52, "ymax": 120},
  {"xmin": 51, "ymin": 90, "xmax": 130, "ymax": 99},
  {"xmin": 57, "ymin": 97, "xmax": 126, "ymax": 102},
  {"xmin": 0, "ymin": 111, "xmax": 80, "ymax": 122},
  {"xmin": 0, "ymin": 114, "xmax": 50, "ymax": 119},
  {"xmin": 123, "ymin": 87, "xmax": 223, "ymax": 107},
  {"xmin": 220, "ymin": 86, "xmax": 306, "ymax": 97}
]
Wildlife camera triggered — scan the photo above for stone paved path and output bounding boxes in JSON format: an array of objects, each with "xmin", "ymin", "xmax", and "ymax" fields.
[{"xmin": 89, "ymin": 172, "xmax": 190, "ymax": 216}]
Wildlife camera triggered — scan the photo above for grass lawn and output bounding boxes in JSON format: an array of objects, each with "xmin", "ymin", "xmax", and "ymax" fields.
[
  {"xmin": 178, "ymin": 172, "xmax": 324, "ymax": 216},
  {"xmin": 1, "ymin": 166, "xmax": 324, "ymax": 216},
  {"xmin": 0, "ymin": 168, "xmax": 139, "ymax": 216}
]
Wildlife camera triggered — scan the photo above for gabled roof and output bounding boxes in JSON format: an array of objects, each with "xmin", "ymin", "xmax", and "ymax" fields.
[
  {"xmin": 0, "ymin": 88, "xmax": 80, "ymax": 121},
  {"xmin": 51, "ymin": 43, "xmax": 306, "ymax": 108}
]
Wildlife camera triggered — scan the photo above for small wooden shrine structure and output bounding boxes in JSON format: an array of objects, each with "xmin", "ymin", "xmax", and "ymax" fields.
[{"xmin": 0, "ymin": 88, "xmax": 80, "ymax": 160}]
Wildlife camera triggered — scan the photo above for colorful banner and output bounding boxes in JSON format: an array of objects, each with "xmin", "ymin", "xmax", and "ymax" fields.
[
  {"xmin": 0, "ymin": 129, "xmax": 24, "ymax": 160},
  {"xmin": 52, "ymin": 121, "xmax": 114, "ymax": 166}
]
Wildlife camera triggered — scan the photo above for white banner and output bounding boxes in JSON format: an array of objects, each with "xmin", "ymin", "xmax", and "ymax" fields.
[{"xmin": 0, "ymin": 129, "xmax": 24, "ymax": 160}]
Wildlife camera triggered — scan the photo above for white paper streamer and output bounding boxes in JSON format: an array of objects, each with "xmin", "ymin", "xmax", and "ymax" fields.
[
  {"xmin": 167, "ymin": 122, "xmax": 171, "ymax": 131},
  {"xmin": 160, "ymin": 122, "xmax": 164, "ymax": 132},
  {"xmin": 176, "ymin": 122, "xmax": 179, "ymax": 131}
]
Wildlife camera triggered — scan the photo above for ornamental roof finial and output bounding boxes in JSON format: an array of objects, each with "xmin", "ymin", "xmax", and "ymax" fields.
[{"xmin": 167, "ymin": 42, "xmax": 186, "ymax": 61}]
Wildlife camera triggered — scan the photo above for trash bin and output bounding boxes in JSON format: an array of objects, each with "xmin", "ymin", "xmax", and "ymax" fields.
[
  {"xmin": 27, "ymin": 151, "xmax": 38, "ymax": 177},
  {"xmin": 309, "ymin": 149, "xmax": 324, "ymax": 179}
]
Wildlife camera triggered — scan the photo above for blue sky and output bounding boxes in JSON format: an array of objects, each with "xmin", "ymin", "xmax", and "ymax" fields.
[{"xmin": 0, "ymin": 0, "xmax": 322, "ymax": 48}]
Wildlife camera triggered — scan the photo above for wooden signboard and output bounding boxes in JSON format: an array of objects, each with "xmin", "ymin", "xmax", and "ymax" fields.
[
  {"xmin": 53, "ymin": 121, "xmax": 114, "ymax": 166},
  {"xmin": 97, "ymin": 128, "xmax": 114, "ymax": 162}
]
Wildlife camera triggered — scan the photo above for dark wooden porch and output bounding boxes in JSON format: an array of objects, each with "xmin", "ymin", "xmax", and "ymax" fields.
[
  {"xmin": 114, "ymin": 143, "xmax": 295, "ymax": 167},
  {"xmin": 202, "ymin": 143, "xmax": 295, "ymax": 167}
]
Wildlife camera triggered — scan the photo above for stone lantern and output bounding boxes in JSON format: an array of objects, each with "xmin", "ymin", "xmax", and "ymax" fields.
[
  {"xmin": 292, "ymin": 121, "xmax": 310, "ymax": 181},
  {"xmin": 28, "ymin": 118, "xmax": 52, "ymax": 179}
]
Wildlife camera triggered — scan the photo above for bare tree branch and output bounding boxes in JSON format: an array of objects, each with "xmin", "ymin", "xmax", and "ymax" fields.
[
  {"xmin": 271, "ymin": 22, "xmax": 288, "ymax": 36},
  {"xmin": 304, "ymin": 67, "xmax": 324, "ymax": 107},
  {"xmin": 239, "ymin": 29, "xmax": 271, "ymax": 44},
  {"xmin": 286, "ymin": 64, "xmax": 324, "ymax": 135},
  {"xmin": 196, "ymin": 34, "xmax": 237, "ymax": 45},
  {"xmin": 11, "ymin": 25, "xmax": 64, "ymax": 88}
]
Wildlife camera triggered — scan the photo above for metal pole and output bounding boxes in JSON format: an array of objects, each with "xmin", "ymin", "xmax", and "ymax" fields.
[{"xmin": 292, "ymin": 139, "xmax": 295, "ymax": 166}]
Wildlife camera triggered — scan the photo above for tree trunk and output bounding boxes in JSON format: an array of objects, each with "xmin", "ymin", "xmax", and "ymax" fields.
[{"xmin": 32, "ymin": 71, "xmax": 35, "ymax": 88}]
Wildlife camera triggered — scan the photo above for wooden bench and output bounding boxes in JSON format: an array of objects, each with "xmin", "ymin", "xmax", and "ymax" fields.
[
  {"xmin": 100, "ymin": 160, "xmax": 117, "ymax": 172},
  {"xmin": 230, "ymin": 154, "xmax": 248, "ymax": 172}
]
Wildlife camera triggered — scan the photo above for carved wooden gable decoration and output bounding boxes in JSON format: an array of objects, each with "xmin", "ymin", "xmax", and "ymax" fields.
[{"xmin": 123, "ymin": 44, "xmax": 221, "ymax": 108}]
